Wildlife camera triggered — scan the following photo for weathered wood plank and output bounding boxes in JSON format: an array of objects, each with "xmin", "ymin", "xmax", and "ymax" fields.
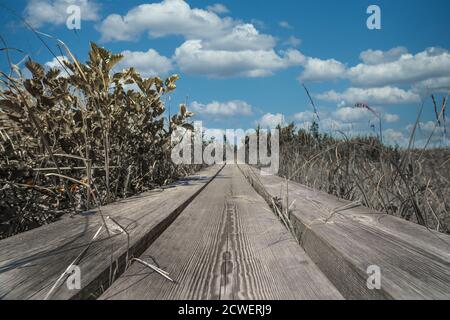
[
  {"xmin": 239, "ymin": 165, "xmax": 450, "ymax": 300},
  {"xmin": 100, "ymin": 165, "xmax": 343, "ymax": 300},
  {"xmin": 0, "ymin": 165, "xmax": 224, "ymax": 300}
]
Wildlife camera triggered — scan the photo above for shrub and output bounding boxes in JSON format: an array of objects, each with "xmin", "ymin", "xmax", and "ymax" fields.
[{"xmin": 0, "ymin": 43, "xmax": 197, "ymax": 238}]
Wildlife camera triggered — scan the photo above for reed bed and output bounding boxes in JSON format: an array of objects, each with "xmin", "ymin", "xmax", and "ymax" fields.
[{"xmin": 277, "ymin": 123, "xmax": 450, "ymax": 234}]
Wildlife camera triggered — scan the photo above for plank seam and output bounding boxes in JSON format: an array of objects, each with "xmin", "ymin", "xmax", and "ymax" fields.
[{"xmin": 77, "ymin": 164, "xmax": 227, "ymax": 300}]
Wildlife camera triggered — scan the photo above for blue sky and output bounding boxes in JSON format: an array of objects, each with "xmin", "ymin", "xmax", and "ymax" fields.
[{"xmin": 1, "ymin": 0, "xmax": 449, "ymax": 147}]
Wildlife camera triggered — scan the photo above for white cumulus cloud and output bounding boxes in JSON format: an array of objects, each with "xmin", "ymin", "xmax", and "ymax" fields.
[
  {"xmin": 299, "ymin": 57, "xmax": 347, "ymax": 81},
  {"xmin": 298, "ymin": 47, "xmax": 450, "ymax": 96},
  {"xmin": 24, "ymin": 0, "xmax": 100, "ymax": 28},
  {"xmin": 174, "ymin": 40, "xmax": 304, "ymax": 77},
  {"xmin": 348, "ymin": 47, "xmax": 450, "ymax": 87},
  {"xmin": 202, "ymin": 24, "xmax": 276, "ymax": 51},
  {"xmin": 206, "ymin": 3, "xmax": 229, "ymax": 14},
  {"xmin": 98, "ymin": 0, "xmax": 306, "ymax": 78},
  {"xmin": 333, "ymin": 106, "xmax": 373, "ymax": 122},
  {"xmin": 332, "ymin": 107, "xmax": 399, "ymax": 123},
  {"xmin": 190, "ymin": 100, "xmax": 253, "ymax": 117},
  {"xmin": 384, "ymin": 113, "xmax": 400, "ymax": 123},
  {"xmin": 359, "ymin": 47, "xmax": 408, "ymax": 65},
  {"xmin": 293, "ymin": 111, "xmax": 316, "ymax": 122},
  {"xmin": 98, "ymin": 0, "xmax": 235, "ymax": 42},
  {"xmin": 316, "ymin": 86, "xmax": 421, "ymax": 105},
  {"xmin": 412, "ymin": 76, "xmax": 450, "ymax": 94},
  {"xmin": 383, "ymin": 129, "xmax": 407, "ymax": 145},
  {"xmin": 115, "ymin": 49, "xmax": 173, "ymax": 77},
  {"xmin": 256, "ymin": 113, "xmax": 286, "ymax": 128}
]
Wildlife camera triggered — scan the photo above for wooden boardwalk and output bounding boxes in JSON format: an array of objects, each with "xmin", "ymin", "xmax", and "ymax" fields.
[
  {"xmin": 0, "ymin": 164, "xmax": 449, "ymax": 300},
  {"xmin": 100, "ymin": 166, "xmax": 342, "ymax": 300},
  {"xmin": 240, "ymin": 165, "xmax": 450, "ymax": 300},
  {"xmin": 0, "ymin": 165, "xmax": 223, "ymax": 299}
]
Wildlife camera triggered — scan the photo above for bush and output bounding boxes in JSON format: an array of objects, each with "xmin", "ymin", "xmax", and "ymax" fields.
[{"xmin": 0, "ymin": 43, "xmax": 197, "ymax": 239}]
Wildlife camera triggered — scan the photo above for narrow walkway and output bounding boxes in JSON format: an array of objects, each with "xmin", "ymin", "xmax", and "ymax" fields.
[{"xmin": 100, "ymin": 165, "xmax": 342, "ymax": 300}]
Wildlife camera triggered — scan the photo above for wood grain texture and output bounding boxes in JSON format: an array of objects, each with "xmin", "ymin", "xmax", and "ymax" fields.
[
  {"xmin": 100, "ymin": 165, "xmax": 343, "ymax": 300},
  {"xmin": 239, "ymin": 165, "xmax": 450, "ymax": 300},
  {"xmin": 0, "ymin": 165, "xmax": 224, "ymax": 300}
]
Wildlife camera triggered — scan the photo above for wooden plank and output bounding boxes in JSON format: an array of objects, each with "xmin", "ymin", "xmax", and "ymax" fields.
[
  {"xmin": 100, "ymin": 165, "xmax": 343, "ymax": 300},
  {"xmin": 0, "ymin": 165, "xmax": 224, "ymax": 300},
  {"xmin": 239, "ymin": 165, "xmax": 450, "ymax": 300}
]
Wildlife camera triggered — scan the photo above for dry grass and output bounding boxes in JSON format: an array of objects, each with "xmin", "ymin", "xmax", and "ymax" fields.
[
  {"xmin": 0, "ymin": 43, "xmax": 199, "ymax": 239},
  {"xmin": 278, "ymin": 124, "xmax": 450, "ymax": 233}
]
